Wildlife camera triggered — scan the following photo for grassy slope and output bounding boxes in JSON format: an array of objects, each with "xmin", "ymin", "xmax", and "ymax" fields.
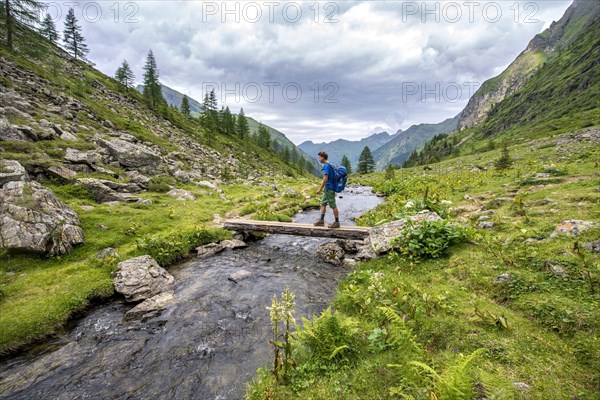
[
  {"xmin": 0, "ymin": 35, "xmax": 320, "ymax": 353},
  {"xmin": 246, "ymin": 128, "xmax": 600, "ymax": 399}
]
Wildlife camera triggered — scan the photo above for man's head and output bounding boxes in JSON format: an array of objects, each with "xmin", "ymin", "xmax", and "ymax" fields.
[{"xmin": 318, "ymin": 151, "xmax": 328, "ymax": 162}]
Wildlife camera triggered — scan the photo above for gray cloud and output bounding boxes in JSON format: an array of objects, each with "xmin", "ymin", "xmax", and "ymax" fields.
[{"xmin": 43, "ymin": 0, "xmax": 572, "ymax": 143}]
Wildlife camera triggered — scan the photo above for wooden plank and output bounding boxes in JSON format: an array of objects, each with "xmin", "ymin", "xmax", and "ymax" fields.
[{"xmin": 223, "ymin": 219, "xmax": 371, "ymax": 240}]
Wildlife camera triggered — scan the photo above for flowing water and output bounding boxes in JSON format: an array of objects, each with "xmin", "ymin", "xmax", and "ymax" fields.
[{"xmin": 0, "ymin": 186, "xmax": 381, "ymax": 400}]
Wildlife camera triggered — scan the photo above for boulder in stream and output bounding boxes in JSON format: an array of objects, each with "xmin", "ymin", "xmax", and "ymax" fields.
[
  {"xmin": 124, "ymin": 291, "xmax": 175, "ymax": 321},
  {"xmin": 316, "ymin": 242, "xmax": 345, "ymax": 266},
  {"xmin": 113, "ymin": 255, "xmax": 174, "ymax": 302}
]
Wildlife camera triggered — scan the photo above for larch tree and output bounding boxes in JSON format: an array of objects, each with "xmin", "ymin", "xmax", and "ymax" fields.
[
  {"xmin": 181, "ymin": 95, "xmax": 191, "ymax": 117},
  {"xmin": 114, "ymin": 59, "xmax": 135, "ymax": 88},
  {"xmin": 357, "ymin": 146, "xmax": 376, "ymax": 174},
  {"xmin": 341, "ymin": 154, "xmax": 352, "ymax": 174},
  {"xmin": 142, "ymin": 50, "xmax": 164, "ymax": 108},
  {"xmin": 236, "ymin": 108, "xmax": 250, "ymax": 139},
  {"xmin": 2, "ymin": 0, "xmax": 44, "ymax": 49},
  {"xmin": 63, "ymin": 8, "xmax": 89, "ymax": 60},
  {"xmin": 40, "ymin": 13, "xmax": 58, "ymax": 43}
]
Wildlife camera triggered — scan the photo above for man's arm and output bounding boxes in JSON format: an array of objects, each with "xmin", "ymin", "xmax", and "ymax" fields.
[{"xmin": 317, "ymin": 174, "xmax": 328, "ymax": 194}]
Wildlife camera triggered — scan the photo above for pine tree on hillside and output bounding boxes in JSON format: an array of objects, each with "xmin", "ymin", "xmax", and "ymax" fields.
[
  {"xmin": 2, "ymin": 0, "xmax": 43, "ymax": 49},
  {"xmin": 256, "ymin": 124, "xmax": 271, "ymax": 149},
  {"xmin": 201, "ymin": 90, "xmax": 219, "ymax": 141},
  {"xmin": 142, "ymin": 50, "xmax": 164, "ymax": 108},
  {"xmin": 495, "ymin": 143, "xmax": 512, "ymax": 170},
  {"xmin": 222, "ymin": 106, "xmax": 235, "ymax": 134},
  {"xmin": 341, "ymin": 154, "xmax": 352, "ymax": 174},
  {"xmin": 357, "ymin": 146, "xmax": 376, "ymax": 174},
  {"xmin": 385, "ymin": 163, "xmax": 395, "ymax": 180},
  {"xmin": 181, "ymin": 95, "xmax": 191, "ymax": 117},
  {"xmin": 40, "ymin": 13, "xmax": 58, "ymax": 44},
  {"xmin": 63, "ymin": 8, "xmax": 89, "ymax": 60},
  {"xmin": 236, "ymin": 108, "xmax": 250, "ymax": 139},
  {"xmin": 208, "ymin": 89, "xmax": 218, "ymax": 116},
  {"xmin": 114, "ymin": 59, "xmax": 134, "ymax": 88},
  {"xmin": 282, "ymin": 146, "xmax": 290, "ymax": 163}
]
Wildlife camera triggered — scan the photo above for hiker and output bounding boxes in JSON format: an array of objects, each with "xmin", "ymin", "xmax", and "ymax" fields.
[{"xmin": 314, "ymin": 151, "xmax": 340, "ymax": 228}]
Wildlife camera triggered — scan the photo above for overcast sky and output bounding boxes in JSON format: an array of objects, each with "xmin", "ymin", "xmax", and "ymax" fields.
[{"xmin": 44, "ymin": 0, "xmax": 573, "ymax": 144}]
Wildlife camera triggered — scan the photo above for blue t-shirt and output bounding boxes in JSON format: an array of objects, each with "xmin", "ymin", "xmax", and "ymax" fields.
[{"xmin": 322, "ymin": 163, "xmax": 335, "ymax": 191}]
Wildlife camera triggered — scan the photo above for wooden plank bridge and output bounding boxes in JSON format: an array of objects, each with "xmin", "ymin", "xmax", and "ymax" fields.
[{"xmin": 223, "ymin": 219, "xmax": 371, "ymax": 240}]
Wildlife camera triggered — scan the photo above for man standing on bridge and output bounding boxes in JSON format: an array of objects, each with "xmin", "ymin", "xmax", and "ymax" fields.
[{"xmin": 314, "ymin": 151, "xmax": 340, "ymax": 228}]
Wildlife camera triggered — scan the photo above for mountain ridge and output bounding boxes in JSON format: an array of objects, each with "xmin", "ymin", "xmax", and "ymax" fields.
[
  {"xmin": 298, "ymin": 131, "xmax": 397, "ymax": 170},
  {"xmin": 457, "ymin": 0, "xmax": 600, "ymax": 131}
]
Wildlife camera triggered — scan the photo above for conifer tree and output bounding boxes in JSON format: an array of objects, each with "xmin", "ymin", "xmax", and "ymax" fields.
[
  {"xmin": 2, "ymin": 0, "xmax": 43, "ymax": 49},
  {"xmin": 40, "ymin": 13, "xmax": 58, "ymax": 43},
  {"xmin": 236, "ymin": 108, "xmax": 250, "ymax": 139},
  {"xmin": 341, "ymin": 154, "xmax": 352, "ymax": 174},
  {"xmin": 142, "ymin": 50, "xmax": 163, "ymax": 108},
  {"xmin": 256, "ymin": 124, "xmax": 271, "ymax": 149},
  {"xmin": 114, "ymin": 59, "xmax": 134, "ymax": 88},
  {"xmin": 495, "ymin": 143, "xmax": 512, "ymax": 170},
  {"xmin": 357, "ymin": 146, "xmax": 376, "ymax": 174},
  {"xmin": 385, "ymin": 163, "xmax": 395, "ymax": 180},
  {"xmin": 223, "ymin": 106, "xmax": 235, "ymax": 134},
  {"xmin": 282, "ymin": 146, "xmax": 290, "ymax": 163},
  {"xmin": 181, "ymin": 95, "xmax": 191, "ymax": 117},
  {"xmin": 63, "ymin": 8, "xmax": 89, "ymax": 60}
]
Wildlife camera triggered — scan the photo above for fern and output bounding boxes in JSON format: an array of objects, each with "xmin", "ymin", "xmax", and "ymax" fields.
[
  {"xmin": 296, "ymin": 307, "xmax": 360, "ymax": 369},
  {"xmin": 410, "ymin": 348, "xmax": 486, "ymax": 400},
  {"xmin": 377, "ymin": 306, "xmax": 421, "ymax": 355}
]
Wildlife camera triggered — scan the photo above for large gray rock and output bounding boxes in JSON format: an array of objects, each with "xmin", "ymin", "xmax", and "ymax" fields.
[
  {"xmin": 196, "ymin": 181, "xmax": 223, "ymax": 193},
  {"xmin": 98, "ymin": 138, "xmax": 162, "ymax": 173},
  {"xmin": 166, "ymin": 188, "xmax": 196, "ymax": 201},
  {"xmin": 125, "ymin": 170, "xmax": 153, "ymax": 188},
  {"xmin": 367, "ymin": 211, "xmax": 443, "ymax": 255},
  {"xmin": 0, "ymin": 181, "xmax": 84, "ymax": 255},
  {"xmin": 47, "ymin": 165, "xmax": 77, "ymax": 181},
  {"xmin": 113, "ymin": 255, "xmax": 174, "ymax": 302},
  {"xmin": 316, "ymin": 242, "xmax": 345, "ymax": 266},
  {"xmin": 0, "ymin": 116, "xmax": 30, "ymax": 141},
  {"xmin": 123, "ymin": 291, "xmax": 175, "ymax": 321},
  {"xmin": 77, "ymin": 178, "xmax": 141, "ymax": 203},
  {"xmin": 0, "ymin": 159, "xmax": 29, "ymax": 186},
  {"xmin": 64, "ymin": 148, "xmax": 102, "ymax": 165}
]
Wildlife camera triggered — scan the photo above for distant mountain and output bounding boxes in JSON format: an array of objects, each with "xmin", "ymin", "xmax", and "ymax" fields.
[
  {"xmin": 373, "ymin": 116, "xmax": 459, "ymax": 170},
  {"xmin": 298, "ymin": 132, "xmax": 396, "ymax": 170},
  {"xmin": 457, "ymin": 0, "xmax": 600, "ymax": 130},
  {"xmin": 136, "ymin": 84, "xmax": 203, "ymax": 116}
]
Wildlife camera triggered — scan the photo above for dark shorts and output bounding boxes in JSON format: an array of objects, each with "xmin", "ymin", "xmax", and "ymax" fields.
[{"xmin": 320, "ymin": 189, "xmax": 337, "ymax": 209}]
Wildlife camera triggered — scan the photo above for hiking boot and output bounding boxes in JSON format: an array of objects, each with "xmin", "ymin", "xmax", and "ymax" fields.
[
  {"xmin": 313, "ymin": 219, "xmax": 325, "ymax": 226},
  {"xmin": 328, "ymin": 221, "xmax": 340, "ymax": 229}
]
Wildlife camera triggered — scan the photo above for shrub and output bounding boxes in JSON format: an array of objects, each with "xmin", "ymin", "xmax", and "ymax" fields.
[{"xmin": 391, "ymin": 220, "xmax": 470, "ymax": 260}]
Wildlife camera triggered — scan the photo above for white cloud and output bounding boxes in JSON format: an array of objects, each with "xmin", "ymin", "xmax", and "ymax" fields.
[{"xmin": 43, "ymin": 0, "xmax": 573, "ymax": 144}]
